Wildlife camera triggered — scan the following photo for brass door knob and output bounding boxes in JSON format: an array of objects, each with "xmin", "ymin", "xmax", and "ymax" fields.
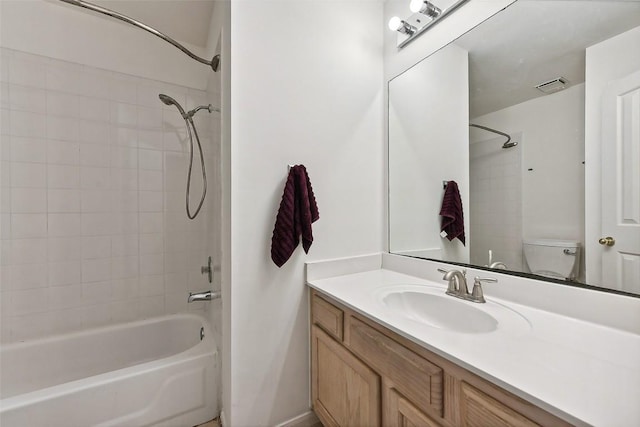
[{"xmin": 598, "ymin": 236, "xmax": 615, "ymax": 246}]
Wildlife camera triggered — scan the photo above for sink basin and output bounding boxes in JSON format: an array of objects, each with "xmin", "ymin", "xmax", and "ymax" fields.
[{"xmin": 377, "ymin": 285, "xmax": 530, "ymax": 335}]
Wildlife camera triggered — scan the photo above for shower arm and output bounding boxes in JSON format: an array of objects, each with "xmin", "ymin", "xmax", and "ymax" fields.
[
  {"xmin": 469, "ymin": 123, "xmax": 512, "ymax": 145},
  {"xmin": 58, "ymin": 0, "xmax": 220, "ymax": 71}
]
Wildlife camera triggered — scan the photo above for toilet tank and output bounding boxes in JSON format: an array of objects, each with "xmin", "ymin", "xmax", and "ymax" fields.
[{"xmin": 522, "ymin": 239, "xmax": 580, "ymax": 280}]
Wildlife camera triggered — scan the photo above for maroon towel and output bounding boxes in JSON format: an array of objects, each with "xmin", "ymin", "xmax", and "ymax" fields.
[
  {"xmin": 271, "ymin": 165, "xmax": 320, "ymax": 267},
  {"xmin": 439, "ymin": 181, "xmax": 465, "ymax": 245}
]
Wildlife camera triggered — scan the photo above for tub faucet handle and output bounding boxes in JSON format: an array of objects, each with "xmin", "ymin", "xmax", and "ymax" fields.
[{"xmin": 201, "ymin": 256, "xmax": 213, "ymax": 283}]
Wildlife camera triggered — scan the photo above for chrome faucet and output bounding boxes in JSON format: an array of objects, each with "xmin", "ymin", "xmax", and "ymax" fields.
[
  {"xmin": 187, "ymin": 290, "xmax": 221, "ymax": 303},
  {"xmin": 438, "ymin": 268, "xmax": 496, "ymax": 303}
]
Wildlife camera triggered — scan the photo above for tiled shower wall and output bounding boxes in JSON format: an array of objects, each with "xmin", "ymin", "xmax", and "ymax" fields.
[
  {"xmin": 469, "ymin": 133, "xmax": 523, "ymax": 271},
  {"xmin": 0, "ymin": 48, "xmax": 219, "ymax": 343}
]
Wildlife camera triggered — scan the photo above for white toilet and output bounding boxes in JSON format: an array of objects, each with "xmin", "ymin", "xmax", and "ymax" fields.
[{"xmin": 522, "ymin": 239, "xmax": 581, "ymax": 280}]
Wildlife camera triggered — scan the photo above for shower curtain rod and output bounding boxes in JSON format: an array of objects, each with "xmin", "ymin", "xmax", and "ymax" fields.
[
  {"xmin": 58, "ymin": 0, "xmax": 220, "ymax": 72},
  {"xmin": 469, "ymin": 123, "xmax": 512, "ymax": 146}
]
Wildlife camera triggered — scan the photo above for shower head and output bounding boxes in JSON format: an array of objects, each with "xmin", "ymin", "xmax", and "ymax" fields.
[
  {"xmin": 159, "ymin": 94, "xmax": 188, "ymax": 119},
  {"xmin": 502, "ymin": 141, "xmax": 518, "ymax": 149}
]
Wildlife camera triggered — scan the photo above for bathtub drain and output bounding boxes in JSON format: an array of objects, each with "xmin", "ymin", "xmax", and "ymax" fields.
[{"xmin": 200, "ymin": 327, "xmax": 205, "ymax": 341}]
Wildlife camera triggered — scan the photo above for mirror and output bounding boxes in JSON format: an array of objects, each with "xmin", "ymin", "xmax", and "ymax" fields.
[{"xmin": 388, "ymin": 0, "xmax": 640, "ymax": 296}]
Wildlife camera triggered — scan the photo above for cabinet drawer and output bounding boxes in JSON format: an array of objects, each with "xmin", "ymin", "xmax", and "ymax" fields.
[
  {"xmin": 459, "ymin": 382, "xmax": 540, "ymax": 427},
  {"xmin": 312, "ymin": 294, "xmax": 344, "ymax": 341},
  {"xmin": 348, "ymin": 316, "xmax": 444, "ymax": 418}
]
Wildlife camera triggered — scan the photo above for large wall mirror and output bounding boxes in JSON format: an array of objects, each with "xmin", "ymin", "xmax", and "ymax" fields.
[{"xmin": 388, "ymin": 0, "xmax": 640, "ymax": 296}]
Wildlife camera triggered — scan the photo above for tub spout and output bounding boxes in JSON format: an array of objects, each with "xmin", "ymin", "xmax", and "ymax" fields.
[{"xmin": 187, "ymin": 290, "xmax": 221, "ymax": 303}]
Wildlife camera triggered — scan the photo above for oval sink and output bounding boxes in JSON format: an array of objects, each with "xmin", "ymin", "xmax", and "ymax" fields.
[
  {"xmin": 376, "ymin": 285, "xmax": 531, "ymax": 335},
  {"xmin": 383, "ymin": 291, "xmax": 498, "ymax": 333}
]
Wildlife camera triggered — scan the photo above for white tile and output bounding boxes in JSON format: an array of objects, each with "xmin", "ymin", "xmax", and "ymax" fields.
[
  {"xmin": 110, "ymin": 146, "xmax": 137, "ymax": 169},
  {"xmin": 47, "ymin": 140, "xmax": 79, "ymax": 165},
  {"xmin": 111, "ymin": 234, "xmax": 138, "ymax": 257},
  {"xmin": 48, "ymin": 213, "xmax": 81, "ymax": 237},
  {"xmin": 77, "ymin": 67, "xmax": 112, "ymax": 99},
  {"xmin": 81, "ymin": 213, "xmax": 114, "ymax": 236},
  {"xmin": 137, "ymin": 106, "xmax": 162, "ymax": 130},
  {"xmin": 163, "ymin": 130, "xmax": 188, "ymax": 152},
  {"xmin": 78, "ymin": 120, "xmax": 109, "ymax": 145},
  {"xmin": 48, "ymin": 261, "xmax": 81, "ymax": 286},
  {"xmin": 139, "ymin": 191, "xmax": 163, "ymax": 213},
  {"xmin": 11, "ymin": 162, "xmax": 46, "ymax": 188},
  {"xmin": 137, "ymin": 83, "xmax": 164, "ymax": 108},
  {"xmin": 139, "ymin": 170, "xmax": 162, "ymax": 191},
  {"xmin": 165, "ymin": 291, "xmax": 188, "ymax": 314},
  {"xmin": 47, "ymin": 165, "xmax": 80, "ymax": 189},
  {"xmin": 112, "ymin": 191, "xmax": 138, "ymax": 213},
  {"xmin": 9, "ymin": 238, "xmax": 47, "ymax": 265},
  {"xmin": 9, "ymin": 55, "xmax": 47, "ymax": 88},
  {"xmin": 138, "ymin": 130, "xmax": 163, "ymax": 150},
  {"xmin": 47, "ymin": 237, "xmax": 81, "ymax": 262},
  {"xmin": 47, "ymin": 115, "xmax": 79, "ymax": 142},
  {"xmin": 48, "ymin": 189, "xmax": 80, "ymax": 213},
  {"xmin": 165, "ymin": 212, "xmax": 188, "ymax": 233},
  {"xmin": 9, "ymin": 84, "xmax": 46, "ymax": 113},
  {"xmin": 7, "ymin": 263, "xmax": 48, "ymax": 290},
  {"xmin": 46, "ymin": 92, "xmax": 79, "ymax": 118},
  {"xmin": 110, "ymin": 102, "xmax": 137, "ymax": 127},
  {"xmin": 140, "ymin": 253, "xmax": 163, "ymax": 276},
  {"xmin": 111, "ymin": 256, "xmax": 138, "ymax": 280},
  {"xmin": 78, "ymin": 96, "xmax": 110, "ymax": 122},
  {"xmin": 12, "ymin": 213, "xmax": 47, "ymax": 238},
  {"xmin": 81, "ymin": 236, "xmax": 111, "ymax": 259},
  {"xmin": 109, "ymin": 76, "xmax": 138, "ymax": 104},
  {"xmin": 11, "ymin": 188, "xmax": 46, "ymax": 213},
  {"xmin": 46, "ymin": 60, "xmax": 81, "ymax": 94},
  {"xmin": 8, "ymin": 312, "xmax": 50, "ymax": 341},
  {"xmin": 139, "ymin": 212, "xmax": 163, "ymax": 234},
  {"xmin": 11, "ymin": 287, "xmax": 50, "ymax": 316},
  {"xmin": 9, "ymin": 110, "xmax": 46, "ymax": 138},
  {"xmin": 10, "ymin": 136, "xmax": 46, "ymax": 163},
  {"xmin": 138, "ymin": 149, "xmax": 163, "ymax": 170},
  {"xmin": 110, "ymin": 127, "xmax": 137, "ymax": 147},
  {"xmin": 82, "ymin": 258, "xmax": 111, "ymax": 283},
  {"xmin": 80, "ymin": 166, "xmax": 110, "ymax": 190},
  {"xmin": 82, "ymin": 280, "xmax": 112, "ymax": 305},
  {"xmin": 79, "ymin": 143, "xmax": 110, "ymax": 167},
  {"xmin": 110, "ymin": 169, "xmax": 137, "ymax": 191},
  {"xmin": 49, "ymin": 284, "xmax": 83, "ymax": 310},
  {"xmin": 140, "ymin": 233, "xmax": 163, "ymax": 255},
  {"xmin": 165, "ymin": 232, "xmax": 187, "ymax": 253},
  {"xmin": 82, "ymin": 303, "xmax": 111, "ymax": 328},
  {"xmin": 164, "ymin": 251, "xmax": 187, "ymax": 274},
  {"xmin": 48, "ymin": 308, "xmax": 83, "ymax": 336},
  {"xmin": 139, "ymin": 295, "xmax": 164, "ymax": 318},
  {"xmin": 80, "ymin": 190, "xmax": 113, "ymax": 213},
  {"xmin": 109, "ymin": 299, "xmax": 138, "ymax": 324},
  {"xmin": 113, "ymin": 212, "xmax": 138, "ymax": 234},
  {"xmin": 111, "ymin": 277, "xmax": 139, "ymax": 300}
]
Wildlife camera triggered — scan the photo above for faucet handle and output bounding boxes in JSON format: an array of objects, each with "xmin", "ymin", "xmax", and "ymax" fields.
[{"xmin": 471, "ymin": 277, "xmax": 497, "ymax": 303}]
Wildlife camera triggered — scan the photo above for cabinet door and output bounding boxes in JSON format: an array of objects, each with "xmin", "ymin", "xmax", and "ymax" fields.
[
  {"xmin": 459, "ymin": 382, "xmax": 540, "ymax": 427},
  {"xmin": 385, "ymin": 387, "xmax": 442, "ymax": 427},
  {"xmin": 311, "ymin": 325, "xmax": 381, "ymax": 427}
]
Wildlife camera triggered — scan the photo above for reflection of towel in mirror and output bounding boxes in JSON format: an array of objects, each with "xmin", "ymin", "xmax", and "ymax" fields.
[
  {"xmin": 271, "ymin": 165, "xmax": 320, "ymax": 267},
  {"xmin": 439, "ymin": 181, "xmax": 465, "ymax": 245}
]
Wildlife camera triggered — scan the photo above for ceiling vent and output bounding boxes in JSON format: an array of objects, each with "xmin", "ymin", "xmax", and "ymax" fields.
[{"xmin": 535, "ymin": 77, "xmax": 568, "ymax": 94}]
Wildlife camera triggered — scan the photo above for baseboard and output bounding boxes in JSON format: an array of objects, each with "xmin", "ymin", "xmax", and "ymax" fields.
[{"xmin": 275, "ymin": 410, "xmax": 321, "ymax": 427}]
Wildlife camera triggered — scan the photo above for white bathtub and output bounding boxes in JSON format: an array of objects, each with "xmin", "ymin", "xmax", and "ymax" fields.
[{"xmin": 0, "ymin": 314, "xmax": 218, "ymax": 427}]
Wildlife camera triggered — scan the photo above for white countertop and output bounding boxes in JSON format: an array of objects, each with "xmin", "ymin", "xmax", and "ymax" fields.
[{"xmin": 307, "ymin": 267, "xmax": 640, "ymax": 427}]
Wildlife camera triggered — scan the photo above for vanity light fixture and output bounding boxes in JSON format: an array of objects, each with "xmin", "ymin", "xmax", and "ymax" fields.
[
  {"xmin": 388, "ymin": 16, "xmax": 417, "ymax": 35},
  {"xmin": 390, "ymin": 0, "xmax": 470, "ymax": 49},
  {"xmin": 409, "ymin": 0, "xmax": 441, "ymax": 18}
]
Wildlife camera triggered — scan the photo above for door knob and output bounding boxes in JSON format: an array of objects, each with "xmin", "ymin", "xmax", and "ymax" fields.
[{"xmin": 598, "ymin": 236, "xmax": 615, "ymax": 246}]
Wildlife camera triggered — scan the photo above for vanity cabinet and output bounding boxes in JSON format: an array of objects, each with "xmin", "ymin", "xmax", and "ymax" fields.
[{"xmin": 310, "ymin": 290, "xmax": 572, "ymax": 427}]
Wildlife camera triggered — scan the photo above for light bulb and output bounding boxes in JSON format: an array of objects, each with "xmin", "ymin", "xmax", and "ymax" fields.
[
  {"xmin": 388, "ymin": 16, "xmax": 403, "ymax": 31},
  {"xmin": 409, "ymin": 0, "xmax": 424, "ymax": 13}
]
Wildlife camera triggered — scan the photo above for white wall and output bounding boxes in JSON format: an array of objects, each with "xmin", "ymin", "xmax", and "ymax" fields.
[
  {"xmin": 471, "ymin": 84, "xmax": 585, "ymax": 279},
  {"xmin": 229, "ymin": 1, "xmax": 383, "ymax": 425},
  {"xmin": 585, "ymin": 26, "xmax": 640, "ymax": 286},
  {"xmin": 388, "ymin": 43, "xmax": 469, "ymax": 263}
]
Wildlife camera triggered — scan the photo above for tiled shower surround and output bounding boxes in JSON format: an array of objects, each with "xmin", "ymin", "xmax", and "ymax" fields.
[{"xmin": 0, "ymin": 48, "xmax": 220, "ymax": 343}]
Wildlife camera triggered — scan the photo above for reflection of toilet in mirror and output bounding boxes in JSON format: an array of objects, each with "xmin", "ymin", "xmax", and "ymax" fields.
[{"xmin": 523, "ymin": 239, "xmax": 581, "ymax": 281}]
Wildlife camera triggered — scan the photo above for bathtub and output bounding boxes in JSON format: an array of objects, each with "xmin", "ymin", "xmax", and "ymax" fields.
[{"xmin": 0, "ymin": 314, "xmax": 218, "ymax": 427}]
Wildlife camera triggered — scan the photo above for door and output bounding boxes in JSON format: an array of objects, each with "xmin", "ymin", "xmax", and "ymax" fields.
[
  {"xmin": 601, "ymin": 69, "xmax": 640, "ymax": 293},
  {"xmin": 311, "ymin": 325, "xmax": 381, "ymax": 427}
]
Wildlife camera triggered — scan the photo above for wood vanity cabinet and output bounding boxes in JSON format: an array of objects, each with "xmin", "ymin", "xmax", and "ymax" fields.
[{"xmin": 310, "ymin": 290, "xmax": 572, "ymax": 427}]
